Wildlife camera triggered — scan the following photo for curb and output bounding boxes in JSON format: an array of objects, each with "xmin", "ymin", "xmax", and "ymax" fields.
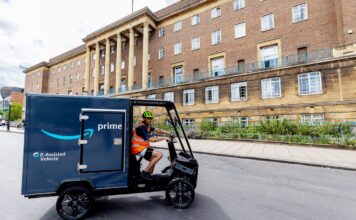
[
  {"xmin": 152, "ymin": 146, "xmax": 356, "ymax": 172},
  {"xmin": 0, "ymin": 129, "xmax": 24, "ymax": 134},
  {"xmin": 203, "ymin": 137, "xmax": 356, "ymax": 151}
]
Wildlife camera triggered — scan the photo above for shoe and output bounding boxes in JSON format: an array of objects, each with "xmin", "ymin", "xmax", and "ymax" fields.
[{"xmin": 141, "ymin": 171, "xmax": 153, "ymax": 180}]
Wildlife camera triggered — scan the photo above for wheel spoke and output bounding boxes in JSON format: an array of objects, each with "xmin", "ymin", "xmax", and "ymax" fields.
[{"xmin": 78, "ymin": 205, "xmax": 86, "ymax": 214}]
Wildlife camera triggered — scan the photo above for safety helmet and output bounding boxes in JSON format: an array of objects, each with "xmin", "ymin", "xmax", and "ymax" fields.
[{"xmin": 142, "ymin": 111, "xmax": 154, "ymax": 119}]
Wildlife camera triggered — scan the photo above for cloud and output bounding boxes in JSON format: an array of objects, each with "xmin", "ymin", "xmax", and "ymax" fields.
[
  {"xmin": 33, "ymin": 39, "xmax": 44, "ymax": 48},
  {"xmin": 1, "ymin": 0, "xmax": 10, "ymax": 4},
  {"xmin": 0, "ymin": 18, "xmax": 17, "ymax": 36},
  {"xmin": 0, "ymin": 59, "xmax": 25, "ymax": 88},
  {"xmin": 165, "ymin": 0, "xmax": 180, "ymax": 5}
]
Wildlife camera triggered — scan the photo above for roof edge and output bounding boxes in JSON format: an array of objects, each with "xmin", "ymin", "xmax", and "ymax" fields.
[
  {"xmin": 23, "ymin": 61, "xmax": 48, "ymax": 73},
  {"xmin": 82, "ymin": 7, "xmax": 157, "ymax": 42}
]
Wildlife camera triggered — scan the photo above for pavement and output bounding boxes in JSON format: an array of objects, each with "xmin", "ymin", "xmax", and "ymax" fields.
[
  {"xmin": 2, "ymin": 126, "xmax": 356, "ymax": 170},
  {"xmin": 153, "ymin": 139, "xmax": 356, "ymax": 171}
]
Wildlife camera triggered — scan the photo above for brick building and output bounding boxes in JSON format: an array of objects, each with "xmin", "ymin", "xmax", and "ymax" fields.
[{"xmin": 24, "ymin": 0, "xmax": 356, "ymax": 125}]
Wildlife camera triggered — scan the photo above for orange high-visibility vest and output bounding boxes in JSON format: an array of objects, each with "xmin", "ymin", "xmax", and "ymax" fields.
[{"xmin": 131, "ymin": 123, "xmax": 151, "ymax": 155}]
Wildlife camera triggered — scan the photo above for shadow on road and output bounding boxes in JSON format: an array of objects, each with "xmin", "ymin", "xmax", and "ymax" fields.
[{"xmin": 39, "ymin": 193, "xmax": 231, "ymax": 220}]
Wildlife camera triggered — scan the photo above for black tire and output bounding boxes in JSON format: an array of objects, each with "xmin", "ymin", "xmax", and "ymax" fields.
[
  {"xmin": 166, "ymin": 178, "xmax": 195, "ymax": 209},
  {"xmin": 56, "ymin": 186, "xmax": 93, "ymax": 220}
]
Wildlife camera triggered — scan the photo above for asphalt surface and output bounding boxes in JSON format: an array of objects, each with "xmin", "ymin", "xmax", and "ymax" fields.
[{"xmin": 1, "ymin": 131, "xmax": 356, "ymax": 220}]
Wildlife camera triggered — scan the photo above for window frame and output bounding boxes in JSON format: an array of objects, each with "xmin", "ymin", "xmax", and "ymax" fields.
[
  {"xmin": 298, "ymin": 72, "xmax": 322, "ymax": 95},
  {"xmin": 292, "ymin": 3, "xmax": 308, "ymax": 23},
  {"xmin": 231, "ymin": 82, "xmax": 248, "ymax": 101},
  {"xmin": 183, "ymin": 89, "xmax": 195, "ymax": 106},
  {"xmin": 205, "ymin": 86, "xmax": 220, "ymax": 104},
  {"xmin": 261, "ymin": 13, "xmax": 275, "ymax": 31},
  {"xmin": 234, "ymin": 22, "xmax": 246, "ymax": 39},
  {"xmin": 174, "ymin": 42, "xmax": 182, "ymax": 55},
  {"xmin": 174, "ymin": 21, "xmax": 182, "ymax": 32},
  {"xmin": 164, "ymin": 92, "xmax": 175, "ymax": 102},
  {"xmin": 211, "ymin": 6, "xmax": 221, "ymax": 19},
  {"xmin": 191, "ymin": 14, "xmax": 200, "ymax": 26},
  {"xmin": 234, "ymin": 0, "xmax": 245, "ymax": 10},
  {"xmin": 191, "ymin": 36, "xmax": 200, "ymax": 50},
  {"xmin": 261, "ymin": 77, "xmax": 282, "ymax": 99},
  {"xmin": 211, "ymin": 29, "xmax": 222, "ymax": 45},
  {"xmin": 158, "ymin": 47, "xmax": 165, "ymax": 60}
]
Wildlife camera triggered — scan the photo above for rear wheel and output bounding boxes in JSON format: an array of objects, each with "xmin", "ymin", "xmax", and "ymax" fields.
[
  {"xmin": 166, "ymin": 178, "xmax": 195, "ymax": 209},
  {"xmin": 56, "ymin": 186, "xmax": 93, "ymax": 220}
]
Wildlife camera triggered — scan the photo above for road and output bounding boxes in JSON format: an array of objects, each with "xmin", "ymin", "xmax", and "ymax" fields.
[{"xmin": 1, "ymin": 131, "xmax": 356, "ymax": 220}]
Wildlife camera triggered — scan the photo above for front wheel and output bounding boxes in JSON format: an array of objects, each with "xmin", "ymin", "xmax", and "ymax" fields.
[
  {"xmin": 56, "ymin": 186, "xmax": 93, "ymax": 220},
  {"xmin": 166, "ymin": 178, "xmax": 195, "ymax": 209}
]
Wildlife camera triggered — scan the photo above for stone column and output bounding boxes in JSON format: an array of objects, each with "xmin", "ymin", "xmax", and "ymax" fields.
[
  {"xmin": 142, "ymin": 22, "xmax": 149, "ymax": 89},
  {"xmin": 115, "ymin": 33, "xmax": 122, "ymax": 93},
  {"xmin": 84, "ymin": 46, "xmax": 91, "ymax": 93},
  {"xmin": 93, "ymin": 42, "xmax": 100, "ymax": 95},
  {"xmin": 128, "ymin": 28, "xmax": 135, "ymax": 91},
  {"xmin": 104, "ymin": 38, "xmax": 110, "ymax": 95}
]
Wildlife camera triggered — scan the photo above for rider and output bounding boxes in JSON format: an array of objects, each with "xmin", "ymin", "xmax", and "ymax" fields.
[{"xmin": 132, "ymin": 111, "xmax": 170, "ymax": 177}]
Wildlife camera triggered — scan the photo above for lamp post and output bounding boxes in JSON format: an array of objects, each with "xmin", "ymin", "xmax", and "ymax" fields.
[{"xmin": 7, "ymin": 101, "xmax": 11, "ymax": 131}]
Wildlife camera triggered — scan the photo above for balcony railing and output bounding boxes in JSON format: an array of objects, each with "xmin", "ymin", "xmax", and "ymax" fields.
[{"xmin": 97, "ymin": 48, "xmax": 334, "ymax": 96}]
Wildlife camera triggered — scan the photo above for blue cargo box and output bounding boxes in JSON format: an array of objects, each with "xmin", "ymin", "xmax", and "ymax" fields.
[{"xmin": 22, "ymin": 94, "xmax": 130, "ymax": 197}]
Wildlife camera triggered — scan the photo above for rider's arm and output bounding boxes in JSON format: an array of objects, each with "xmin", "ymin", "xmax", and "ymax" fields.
[{"xmin": 155, "ymin": 128, "xmax": 170, "ymax": 135}]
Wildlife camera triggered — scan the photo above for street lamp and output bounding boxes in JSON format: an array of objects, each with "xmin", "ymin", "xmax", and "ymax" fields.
[{"xmin": 7, "ymin": 101, "xmax": 11, "ymax": 131}]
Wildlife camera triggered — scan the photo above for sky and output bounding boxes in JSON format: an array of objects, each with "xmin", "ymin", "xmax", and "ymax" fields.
[{"xmin": 0, "ymin": 0, "xmax": 179, "ymax": 89}]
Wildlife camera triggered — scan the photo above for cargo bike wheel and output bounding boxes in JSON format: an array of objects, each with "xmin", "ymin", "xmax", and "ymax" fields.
[
  {"xmin": 56, "ymin": 186, "xmax": 93, "ymax": 220},
  {"xmin": 166, "ymin": 178, "xmax": 195, "ymax": 209}
]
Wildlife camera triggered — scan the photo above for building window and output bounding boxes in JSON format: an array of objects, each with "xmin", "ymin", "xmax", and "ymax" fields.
[
  {"xmin": 260, "ymin": 44, "xmax": 279, "ymax": 68},
  {"xmin": 77, "ymin": 60, "xmax": 81, "ymax": 66},
  {"xmin": 76, "ymin": 73, "xmax": 80, "ymax": 81},
  {"xmin": 191, "ymin": 37, "xmax": 200, "ymax": 50},
  {"xmin": 110, "ymin": 63, "xmax": 115, "ymax": 72},
  {"xmin": 164, "ymin": 92, "xmax": 174, "ymax": 102},
  {"xmin": 211, "ymin": 6, "xmax": 221, "ymax": 18},
  {"xmin": 231, "ymin": 82, "xmax": 247, "ymax": 101},
  {"xmin": 301, "ymin": 114, "xmax": 324, "ymax": 124},
  {"xmin": 121, "ymin": 78, "xmax": 126, "ymax": 92},
  {"xmin": 183, "ymin": 89, "xmax": 195, "ymax": 105},
  {"xmin": 100, "ymin": 66, "xmax": 104, "ymax": 75},
  {"xmin": 211, "ymin": 30, "xmax": 222, "ymax": 45},
  {"xmin": 158, "ymin": 27, "xmax": 165, "ymax": 37},
  {"xmin": 134, "ymin": 56, "xmax": 137, "ymax": 66},
  {"xmin": 57, "ymin": 79, "xmax": 60, "ymax": 87},
  {"xmin": 233, "ymin": 116, "xmax": 248, "ymax": 127},
  {"xmin": 92, "ymin": 53, "xmax": 96, "ymax": 61},
  {"xmin": 211, "ymin": 57, "xmax": 225, "ymax": 76},
  {"xmin": 234, "ymin": 22, "xmax": 246, "ymax": 38},
  {"xmin": 68, "ymin": 90, "xmax": 73, "ymax": 95},
  {"xmin": 174, "ymin": 42, "xmax": 182, "ymax": 55},
  {"xmin": 173, "ymin": 66, "xmax": 183, "ymax": 83},
  {"xmin": 293, "ymin": 3, "xmax": 308, "ymax": 23},
  {"xmin": 36, "ymin": 82, "xmax": 39, "ymax": 89},
  {"xmin": 101, "ymin": 49, "xmax": 105, "ymax": 58},
  {"xmin": 174, "ymin": 21, "xmax": 182, "ymax": 32},
  {"xmin": 237, "ymin": 59, "xmax": 245, "ymax": 73},
  {"xmin": 298, "ymin": 72, "xmax": 322, "ymax": 95},
  {"xmin": 147, "ymin": 94, "xmax": 156, "ymax": 100},
  {"xmin": 234, "ymin": 0, "xmax": 245, "ymax": 10},
  {"xmin": 159, "ymin": 47, "xmax": 165, "ymax": 60},
  {"xmin": 192, "ymin": 15, "xmax": 200, "ymax": 25},
  {"xmin": 261, "ymin": 77, "xmax": 281, "ymax": 99},
  {"xmin": 205, "ymin": 86, "xmax": 219, "ymax": 104},
  {"xmin": 121, "ymin": 61, "xmax": 125, "ymax": 69},
  {"xmin": 63, "ymin": 64, "xmax": 67, "ymax": 71},
  {"xmin": 147, "ymin": 72, "xmax": 152, "ymax": 88},
  {"xmin": 298, "ymin": 47, "xmax": 308, "ymax": 63},
  {"xmin": 261, "ymin": 14, "xmax": 274, "ymax": 31},
  {"xmin": 182, "ymin": 118, "xmax": 195, "ymax": 127},
  {"xmin": 69, "ymin": 75, "xmax": 73, "ymax": 84},
  {"xmin": 207, "ymin": 117, "xmax": 219, "ymax": 126},
  {"xmin": 63, "ymin": 77, "xmax": 66, "ymax": 86},
  {"xmin": 111, "ymin": 45, "xmax": 116, "ymax": 53}
]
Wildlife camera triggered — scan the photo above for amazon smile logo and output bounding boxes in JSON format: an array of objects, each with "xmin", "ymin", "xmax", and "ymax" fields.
[{"xmin": 41, "ymin": 129, "xmax": 94, "ymax": 141}]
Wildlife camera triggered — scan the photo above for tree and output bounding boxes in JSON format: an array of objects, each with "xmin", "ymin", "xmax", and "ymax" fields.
[{"xmin": 5, "ymin": 103, "xmax": 23, "ymax": 121}]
